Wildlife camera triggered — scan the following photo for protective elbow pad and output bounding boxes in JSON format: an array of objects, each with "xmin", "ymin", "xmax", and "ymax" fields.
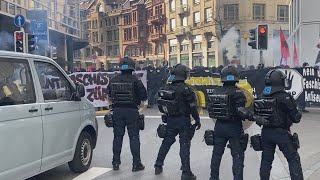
[{"xmin": 237, "ymin": 107, "xmax": 249, "ymax": 119}]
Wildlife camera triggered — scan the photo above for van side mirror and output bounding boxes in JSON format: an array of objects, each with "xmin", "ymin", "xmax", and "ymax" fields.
[{"xmin": 76, "ymin": 83, "xmax": 85, "ymax": 98}]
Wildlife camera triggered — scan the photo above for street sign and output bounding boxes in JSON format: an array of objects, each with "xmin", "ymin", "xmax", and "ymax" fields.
[
  {"xmin": 14, "ymin": 15, "xmax": 25, "ymax": 27},
  {"xmin": 30, "ymin": 21, "xmax": 48, "ymax": 36},
  {"xmin": 279, "ymin": 69, "xmax": 303, "ymax": 99}
]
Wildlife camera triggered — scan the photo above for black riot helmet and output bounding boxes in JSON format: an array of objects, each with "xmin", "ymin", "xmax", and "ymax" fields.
[
  {"xmin": 119, "ymin": 56, "xmax": 135, "ymax": 71},
  {"xmin": 220, "ymin": 65, "xmax": 240, "ymax": 83},
  {"xmin": 168, "ymin": 64, "xmax": 190, "ymax": 82},
  {"xmin": 263, "ymin": 69, "xmax": 288, "ymax": 95}
]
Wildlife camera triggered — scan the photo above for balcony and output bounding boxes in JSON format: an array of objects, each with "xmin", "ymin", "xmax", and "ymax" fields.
[
  {"xmin": 178, "ymin": 5, "xmax": 189, "ymax": 16},
  {"xmin": 150, "ymin": 15, "xmax": 166, "ymax": 25},
  {"xmin": 123, "ymin": 37, "xmax": 145, "ymax": 45},
  {"xmin": 175, "ymin": 26, "xmax": 191, "ymax": 37},
  {"xmin": 150, "ymin": 34, "xmax": 165, "ymax": 42}
]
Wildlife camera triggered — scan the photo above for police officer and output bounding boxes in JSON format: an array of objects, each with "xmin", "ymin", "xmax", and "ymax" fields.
[
  {"xmin": 208, "ymin": 65, "xmax": 266, "ymax": 180},
  {"xmin": 107, "ymin": 57, "xmax": 147, "ymax": 171},
  {"xmin": 155, "ymin": 64, "xmax": 201, "ymax": 180},
  {"xmin": 254, "ymin": 69, "xmax": 303, "ymax": 180}
]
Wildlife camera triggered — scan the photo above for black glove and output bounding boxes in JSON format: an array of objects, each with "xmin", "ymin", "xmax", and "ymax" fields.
[
  {"xmin": 194, "ymin": 119, "xmax": 201, "ymax": 130},
  {"xmin": 254, "ymin": 115, "xmax": 269, "ymax": 126}
]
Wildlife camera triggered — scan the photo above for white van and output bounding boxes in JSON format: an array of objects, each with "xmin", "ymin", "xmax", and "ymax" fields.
[{"xmin": 0, "ymin": 51, "xmax": 98, "ymax": 180}]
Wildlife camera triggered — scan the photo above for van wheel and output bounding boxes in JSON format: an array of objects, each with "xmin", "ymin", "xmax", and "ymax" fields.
[{"xmin": 69, "ymin": 132, "xmax": 93, "ymax": 173}]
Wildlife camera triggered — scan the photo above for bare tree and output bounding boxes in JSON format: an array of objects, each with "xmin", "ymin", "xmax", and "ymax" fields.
[{"xmin": 211, "ymin": 0, "xmax": 239, "ymax": 41}]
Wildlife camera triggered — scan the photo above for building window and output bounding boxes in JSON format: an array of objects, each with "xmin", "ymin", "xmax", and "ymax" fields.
[
  {"xmin": 170, "ymin": 46, "xmax": 177, "ymax": 53},
  {"xmin": 208, "ymin": 41, "xmax": 214, "ymax": 49},
  {"xmin": 107, "ymin": 46, "xmax": 112, "ymax": 56},
  {"xmin": 277, "ymin": 5, "xmax": 289, "ymax": 22},
  {"xmin": 170, "ymin": 18, "xmax": 176, "ymax": 31},
  {"xmin": 170, "ymin": 0, "xmax": 175, "ymax": 12},
  {"xmin": 101, "ymin": 35, "xmax": 103, "ymax": 42},
  {"xmin": 205, "ymin": 8, "xmax": 213, "ymax": 23},
  {"xmin": 113, "ymin": 45, "xmax": 119, "ymax": 55},
  {"xmin": 193, "ymin": 12, "xmax": 200, "ymax": 26},
  {"xmin": 193, "ymin": 43, "xmax": 201, "ymax": 51},
  {"xmin": 157, "ymin": 44, "xmax": 163, "ymax": 54},
  {"xmin": 114, "ymin": 30, "xmax": 119, "ymax": 40},
  {"xmin": 224, "ymin": 4, "xmax": 239, "ymax": 21},
  {"xmin": 182, "ymin": 16, "xmax": 187, "ymax": 27},
  {"xmin": 253, "ymin": 3, "xmax": 265, "ymax": 20},
  {"xmin": 194, "ymin": 0, "xmax": 200, "ymax": 4},
  {"xmin": 181, "ymin": 44, "xmax": 189, "ymax": 52},
  {"xmin": 107, "ymin": 31, "xmax": 112, "ymax": 41}
]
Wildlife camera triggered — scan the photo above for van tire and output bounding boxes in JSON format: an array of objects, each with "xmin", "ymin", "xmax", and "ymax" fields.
[{"xmin": 68, "ymin": 131, "xmax": 93, "ymax": 173}]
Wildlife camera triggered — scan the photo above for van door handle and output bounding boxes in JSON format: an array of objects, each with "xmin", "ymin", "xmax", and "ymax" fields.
[
  {"xmin": 29, "ymin": 108, "xmax": 38, "ymax": 113},
  {"xmin": 45, "ymin": 107, "xmax": 53, "ymax": 111}
]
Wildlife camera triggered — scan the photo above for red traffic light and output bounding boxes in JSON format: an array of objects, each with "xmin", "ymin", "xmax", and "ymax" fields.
[
  {"xmin": 16, "ymin": 33, "xmax": 22, "ymax": 40},
  {"xmin": 259, "ymin": 27, "xmax": 266, "ymax": 34}
]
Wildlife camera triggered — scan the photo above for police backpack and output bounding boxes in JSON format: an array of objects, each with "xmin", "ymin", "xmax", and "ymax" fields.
[{"xmin": 157, "ymin": 90, "xmax": 180, "ymax": 115}]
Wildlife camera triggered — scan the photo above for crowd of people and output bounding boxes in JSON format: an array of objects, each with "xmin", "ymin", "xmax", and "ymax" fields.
[{"xmin": 69, "ymin": 61, "xmax": 318, "ymax": 112}]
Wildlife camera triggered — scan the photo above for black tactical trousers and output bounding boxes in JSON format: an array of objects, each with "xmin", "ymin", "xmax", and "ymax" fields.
[
  {"xmin": 112, "ymin": 107, "xmax": 141, "ymax": 166},
  {"xmin": 260, "ymin": 128, "xmax": 303, "ymax": 180},
  {"xmin": 155, "ymin": 116, "xmax": 195, "ymax": 173},
  {"xmin": 210, "ymin": 121, "xmax": 244, "ymax": 180}
]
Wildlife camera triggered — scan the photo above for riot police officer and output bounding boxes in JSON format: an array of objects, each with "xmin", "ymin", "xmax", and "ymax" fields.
[
  {"xmin": 253, "ymin": 69, "xmax": 303, "ymax": 180},
  {"xmin": 107, "ymin": 57, "xmax": 147, "ymax": 171},
  {"xmin": 207, "ymin": 65, "xmax": 266, "ymax": 180},
  {"xmin": 155, "ymin": 64, "xmax": 201, "ymax": 180}
]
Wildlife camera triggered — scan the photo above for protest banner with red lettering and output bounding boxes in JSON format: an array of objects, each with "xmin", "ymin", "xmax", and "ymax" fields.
[{"xmin": 69, "ymin": 71, "xmax": 147, "ymax": 107}]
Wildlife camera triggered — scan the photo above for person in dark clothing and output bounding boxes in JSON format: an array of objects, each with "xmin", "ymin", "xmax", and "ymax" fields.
[
  {"xmin": 155, "ymin": 64, "xmax": 201, "ymax": 180},
  {"xmin": 253, "ymin": 69, "xmax": 304, "ymax": 180},
  {"xmin": 107, "ymin": 57, "xmax": 147, "ymax": 172},
  {"xmin": 146, "ymin": 65, "xmax": 156, "ymax": 108},
  {"xmin": 207, "ymin": 65, "xmax": 267, "ymax": 180}
]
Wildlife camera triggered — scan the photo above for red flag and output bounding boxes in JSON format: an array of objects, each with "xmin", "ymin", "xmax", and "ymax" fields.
[
  {"xmin": 280, "ymin": 28, "xmax": 290, "ymax": 65},
  {"xmin": 293, "ymin": 42, "xmax": 299, "ymax": 66}
]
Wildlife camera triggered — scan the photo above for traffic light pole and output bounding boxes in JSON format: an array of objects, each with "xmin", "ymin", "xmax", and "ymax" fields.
[{"xmin": 260, "ymin": 50, "xmax": 263, "ymax": 64}]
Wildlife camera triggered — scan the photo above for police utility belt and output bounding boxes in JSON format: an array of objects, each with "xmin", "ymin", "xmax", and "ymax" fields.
[
  {"xmin": 207, "ymin": 93, "xmax": 236, "ymax": 121},
  {"xmin": 203, "ymin": 130, "xmax": 249, "ymax": 151},
  {"xmin": 104, "ymin": 113, "xmax": 145, "ymax": 130},
  {"xmin": 250, "ymin": 132, "xmax": 300, "ymax": 151}
]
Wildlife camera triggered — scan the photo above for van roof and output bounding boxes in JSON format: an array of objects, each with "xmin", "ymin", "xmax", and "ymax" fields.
[{"xmin": 0, "ymin": 50, "xmax": 53, "ymax": 62}]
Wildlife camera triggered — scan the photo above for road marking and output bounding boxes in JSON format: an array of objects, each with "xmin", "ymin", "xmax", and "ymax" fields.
[
  {"xmin": 72, "ymin": 167, "xmax": 112, "ymax": 180},
  {"xmin": 96, "ymin": 115, "xmax": 212, "ymax": 120}
]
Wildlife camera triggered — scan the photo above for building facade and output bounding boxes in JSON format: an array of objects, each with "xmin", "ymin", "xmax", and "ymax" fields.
[
  {"xmin": 165, "ymin": 0, "xmax": 289, "ymax": 68},
  {"xmin": 288, "ymin": 0, "xmax": 320, "ymax": 66},
  {"xmin": 166, "ymin": 0, "xmax": 215, "ymax": 68}
]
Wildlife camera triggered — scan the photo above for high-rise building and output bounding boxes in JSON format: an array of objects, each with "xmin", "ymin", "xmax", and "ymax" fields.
[{"xmin": 288, "ymin": 0, "xmax": 320, "ymax": 66}]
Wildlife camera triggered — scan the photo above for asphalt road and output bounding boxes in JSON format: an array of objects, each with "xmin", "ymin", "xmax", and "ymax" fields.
[{"xmin": 28, "ymin": 108, "xmax": 320, "ymax": 180}]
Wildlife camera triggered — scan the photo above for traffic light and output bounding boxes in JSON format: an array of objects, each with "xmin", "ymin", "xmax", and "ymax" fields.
[
  {"xmin": 14, "ymin": 31, "xmax": 25, "ymax": 52},
  {"xmin": 27, "ymin": 33, "xmax": 35, "ymax": 53},
  {"xmin": 248, "ymin": 28, "xmax": 257, "ymax": 49},
  {"xmin": 258, "ymin": 24, "xmax": 268, "ymax": 50}
]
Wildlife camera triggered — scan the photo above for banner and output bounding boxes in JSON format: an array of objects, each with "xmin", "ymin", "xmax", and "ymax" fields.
[
  {"xmin": 69, "ymin": 71, "xmax": 147, "ymax": 107},
  {"xmin": 300, "ymin": 67, "xmax": 320, "ymax": 103},
  {"xmin": 187, "ymin": 68, "xmax": 320, "ymax": 106}
]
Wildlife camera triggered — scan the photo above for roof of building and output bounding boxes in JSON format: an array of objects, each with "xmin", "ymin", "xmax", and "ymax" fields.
[
  {"xmin": 80, "ymin": 0, "xmax": 96, "ymax": 10},
  {"xmin": 105, "ymin": 0, "xmax": 126, "ymax": 4}
]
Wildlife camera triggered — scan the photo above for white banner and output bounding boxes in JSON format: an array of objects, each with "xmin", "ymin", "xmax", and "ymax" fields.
[{"xmin": 69, "ymin": 71, "xmax": 147, "ymax": 107}]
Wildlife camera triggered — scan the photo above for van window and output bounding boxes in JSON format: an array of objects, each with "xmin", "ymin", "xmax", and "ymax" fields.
[
  {"xmin": 0, "ymin": 58, "xmax": 36, "ymax": 106},
  {"xmin": 34, "ymin": 61, "xmax": 73, "ymax": 102}
]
